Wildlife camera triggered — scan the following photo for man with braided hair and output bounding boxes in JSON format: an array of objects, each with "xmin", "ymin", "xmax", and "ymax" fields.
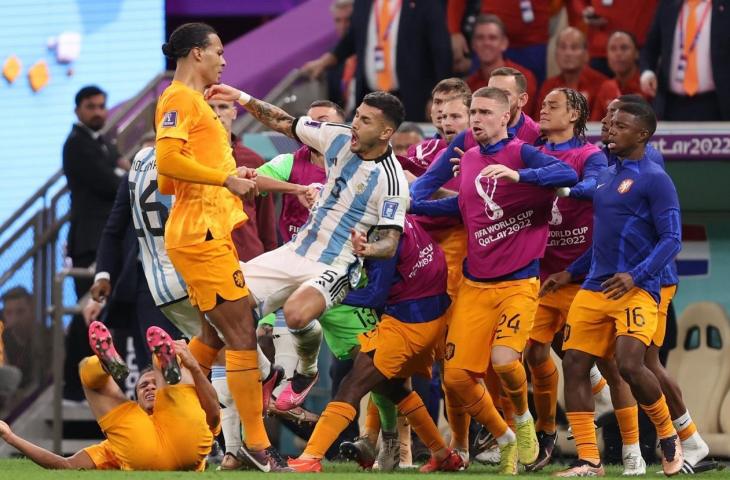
[{"xmin": 523, "ymin": 88, "xmax": 608, "ymax": 471}]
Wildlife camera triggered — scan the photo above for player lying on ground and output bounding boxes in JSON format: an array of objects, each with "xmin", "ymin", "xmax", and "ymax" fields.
[{"xmin": 0, "ymin": 322, "xmax": 218, "ymax": 471}]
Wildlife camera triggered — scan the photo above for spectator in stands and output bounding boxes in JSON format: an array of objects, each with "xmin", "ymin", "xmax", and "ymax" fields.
[
  {"xmin": 301, "ymin": 0, "xmax": 452, "ymax": 122},
  {"xmin": 325, "ymin": 0, "xmax": 355, "ymax": 111},
  {"xmin": 640, "ymin": 0, "xmax": 730, "ymax": 121},
  {"xmin": 1, "ymin": 287, "xmax": 39, "ymax": 388},
  {"xmin": 466, "ymin": 14, "xmax": 538, "ymax": 118},
  {"xmin": 569, "ymin": 0, "xmax": 658, "ymax": 78},
  {"xmin": 537, "ymin": 27, "xmax": 607, "ymax": 117},
  {"xmin": 391, "ymin": 123, "xmax": 425, "ymax": 156},
  {"xmin": 0, "ymin": 312, "xmax": 22, "ymax": 409},
  {"xmin": 62, "ymin": 85, "xmax": 121, "ymax": 401},
  {"xmin": 591, "ymin": 31, "xmax": 645, "ymax": 121},
  {"xmin": 208, "ymin": 99, "xmax": 277, "ymax": 259},
  {"xmin": 447, "ymin": 0, "xmax": 552, "ymax": 83}
]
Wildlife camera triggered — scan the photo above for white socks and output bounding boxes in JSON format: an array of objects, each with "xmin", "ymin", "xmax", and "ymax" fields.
[{"xmin": 289, "ymin": 320, "xmax": 322, "ymax": 376}]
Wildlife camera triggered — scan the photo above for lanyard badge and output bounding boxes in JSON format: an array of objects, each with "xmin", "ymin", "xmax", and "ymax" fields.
[{"xmin": 519, "ymin": 0, "xmax": 534, "ymax": 23}]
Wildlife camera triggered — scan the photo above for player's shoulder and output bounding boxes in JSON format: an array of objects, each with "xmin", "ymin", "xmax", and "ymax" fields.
[
  {"xmin": 376, "ymin": 153, "xmax": 408, "ymax": 196},
  {"xmin": 133, "ymin": 146, "xmax": 155, "ymax": 163}
]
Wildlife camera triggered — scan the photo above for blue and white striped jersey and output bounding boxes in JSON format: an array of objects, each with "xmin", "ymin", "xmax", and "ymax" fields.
[
  {"xmin": 289, "ymin": 117, "xmax": 410, "ymax": 269},
  {"xmin": 128, "ymin": 147, "xmax": 187, "ymax": 306}
]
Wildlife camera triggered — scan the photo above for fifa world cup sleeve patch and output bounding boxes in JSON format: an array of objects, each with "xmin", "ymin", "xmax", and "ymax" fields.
[
  {"xmin": 162, "ymin": 111, "xmax": 178, "ymax": 127},
  {"xmin": 382, "ymin": 200, "xmax": 399, "ymax": 219}
]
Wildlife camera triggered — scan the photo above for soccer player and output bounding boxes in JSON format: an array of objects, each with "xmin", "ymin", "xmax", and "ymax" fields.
[
  {"xmin": 412, "ymin": 87, "xmax": 578, "ymax": 474},
  {"xmin": 596, "ymin": 95, "xmax": 710, "ymax": 471},
  {"xmin": 153, "ymin": 23, "xmax": 285, "ymax": 471},
  {"xmin": 0, "ymin": 322, "xmax": 218, "ymax": 471},
  {"xmin": 204, "ymin": 83, "xmax": 410, "ymax": 411},
  {"xmin": 287, "ymin": 215, "xmax": 462, "ymax": 473},
  {"xmin": 523, "ymin": 88, "xmax": 608, "ymax": 471},
  {"xmin": 543, "ymin": 101, "xmax": 684, "ymax": 477}
]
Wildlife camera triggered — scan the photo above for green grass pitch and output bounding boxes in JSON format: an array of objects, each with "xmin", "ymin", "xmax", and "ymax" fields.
[{"xmin": 2, "ymin": 459, "xmax": 729, "ymax": 479}]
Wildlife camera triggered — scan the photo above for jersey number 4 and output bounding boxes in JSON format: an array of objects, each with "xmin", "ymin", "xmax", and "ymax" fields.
[
  {"xmin": 129, "ymin": 180, "xmax": 169, "ymax": 238},
  {"xmin": 495, "ymin": 313, "xmax": 520, "ymax": 339}
]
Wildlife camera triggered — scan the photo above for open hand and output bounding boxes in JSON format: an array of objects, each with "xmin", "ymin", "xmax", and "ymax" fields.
[
  {"xmin": 601, "ymin": 273, "xmax": 635, "ymax": 300},
  {"xmin": 451, "ymin": 147, "xmax": 465, "ymax": 176},
  {"xmin": 172, "ymin": 340, "xmax": 198, "ymax": 371},
  {"xmin": 350, "ymin": 229, "xmax": 369, "ymax": 257},
  {"xmin": 539, "ymin": 271, "xmax": 572, "ymax": 297},
  {"xmin": 0, "ymin": 420, "xmax": 12, "ymax": 440},
  {"xmin": 480, "ymin": 164, "xmax": 519, "ymax": 182},
  {"xmin": 204, "ymin": 83, "xmax": 242, "ymax": 102}
]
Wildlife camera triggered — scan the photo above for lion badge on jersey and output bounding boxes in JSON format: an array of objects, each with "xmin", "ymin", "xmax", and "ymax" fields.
[
  {"xmin": 232, "ymin": 270, "xmax": 245, "ymax": 288},
  {"xmin": 617, "ymin": 179, "xmax": 634, "ymax": 194}
]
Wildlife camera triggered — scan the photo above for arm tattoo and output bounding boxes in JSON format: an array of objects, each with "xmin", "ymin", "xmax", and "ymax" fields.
[
  {"xmin": 364, "ymin": 228, "xmax": 401, "ymax": 259},
  {"xmin": 244, "ymin": 98, "xmax": 295, "ymax": 138}
]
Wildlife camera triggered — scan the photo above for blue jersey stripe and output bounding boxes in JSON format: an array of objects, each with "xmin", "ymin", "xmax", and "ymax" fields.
[
  {"xmin": 295, "ymin": 134, "xmax": 351, "ymax": 258},
  {"xmin": 318, "ymin": 168, "xmax": 380, "ymax": 264}
]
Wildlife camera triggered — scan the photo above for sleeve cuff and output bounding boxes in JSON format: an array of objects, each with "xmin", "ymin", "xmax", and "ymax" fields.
[
  {"xmin": 517, "ymin": 168, "xmax": 538, "ymax": 184},
  {"xmin": 94, "ymin": 272, "xmax": 110, "ymax": 283}
]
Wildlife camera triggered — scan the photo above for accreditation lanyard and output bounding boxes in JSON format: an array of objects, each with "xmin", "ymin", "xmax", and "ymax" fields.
[
  {"xmin": 373, "ymin": 0, "xmax": 401, "ymax": 72},
  {"xmin": 678, "ymin": 0, "xmax": 712, "ymax": 58}
]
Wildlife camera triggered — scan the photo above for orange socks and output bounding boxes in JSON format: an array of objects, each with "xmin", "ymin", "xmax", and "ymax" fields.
[
  {"xmin": 226, "ymin": 349, "xmax": 270, "ymax": 451},
  {"xmin": 640, "ymin": 395, "xmax": 676, "ymax": 439},
  {"xmin": 530, "ymin": 358, "xmax": 559, "ymax": 433},
  {"xmin": 79, "ymin": 356, "xmax": 109, "ymax": 390},
  {"xmin": 615, "ymin": 405, "xmax": 639, "ymax": 445},
  {"xmin": 398, "ymin": 391, "xmax": 447, "ymax": 453},
  {"xmin": 189, "ymin": 336, "xmax": 220, "ymax": 374},
  {"xmin": 303, "ymin": 401, "xmax": 356, "ymax": 458},
  {"xmin": 444, "ymin": 368, "xmax": 509, "ymax": 439},
  {"xmin": 494, "ymin": 360, "xmax": 529, "ymax": 416},
  {"xmin": 567, "ymin": 412, "xmax": 600, "ymax": 463},
  {"xmin": 445, "ymin": 395, "xmax": 470, "ymax": 450},
  {"xmin": 364, "ymin": 397, "xmax": 381, "ymax": 439}
]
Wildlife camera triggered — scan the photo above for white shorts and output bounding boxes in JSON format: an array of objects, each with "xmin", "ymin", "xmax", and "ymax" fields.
[
  {"xmin": 241, "ymin": 244, "xmax": 351, "ymax": 318},
  {"xmin": 160, "ymin": 298, "xmax": 201, "ymax": 339}
]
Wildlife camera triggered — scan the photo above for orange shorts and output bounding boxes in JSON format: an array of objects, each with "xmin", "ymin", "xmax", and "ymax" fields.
[
  {"xmin": 86, "ymin": 385, "xmax": 213, "ymax": 471},
  {"xmin": 530, "ymin": 283, "xmax": 582, "ymax": 344},
  {"xmin": 429, "ymin": 226, "xmax": 467, "ymax": 299},
  {"xmin": 167, "ymin": 236, "xmax": 248, "ymax": 312},
  {"xmin": 358, "ymin": 314, "xmax": 445, "ymax": 379},
  {"xmin": 652, "ymin": 285, "xmax": 677, "ymax": 347},
  {"xmin": 564, "ymin": 288, "xmax": 659, "ymax": 359},
  {"xmin": 444, "ymin": 278, "xmax": 539, "ymax": 373}
]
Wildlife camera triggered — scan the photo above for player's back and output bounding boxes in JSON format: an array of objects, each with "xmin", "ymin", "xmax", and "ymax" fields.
[{"xmin": 128, "ymin": 147, "xmax": 187, "ymax": 306}]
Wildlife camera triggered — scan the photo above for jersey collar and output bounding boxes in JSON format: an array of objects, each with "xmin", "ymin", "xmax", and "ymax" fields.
[
  {"xmin": 507, "ymin": 112, "xmax": 525, "ymax": 136},
  {"xmin": 479, "ymin": 134, "xmax": 515, "ymax": 155},
  {"xmin": 544, "ymin": 136, "xmax": 583, "ymax": 151},
  {"xmin": 360, "ymin": 145, "xmax": 393, "ymax": 163}
]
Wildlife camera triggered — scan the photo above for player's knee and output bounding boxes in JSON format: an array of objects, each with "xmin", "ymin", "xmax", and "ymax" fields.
[
  {"xmin": 616, "ymin": 356, "xmax": 643, "ymax": 385},
  {"xmin": 282, "ymin": 303, "xmax": 309, "ymax": 330},
  {"xmin": 443, "ymin": 367, "xmax": 471, "ymax": 394},
  {"xmin": 562, "ymin": 350, "xmax": 591, "ymax": 380},
  {"xmin": 525, "ymin": 341, "xmax": 549, "ymax": 367}
]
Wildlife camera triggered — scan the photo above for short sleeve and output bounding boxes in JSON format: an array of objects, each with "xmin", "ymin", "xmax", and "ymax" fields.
[
  {"xmin": 375, "ymin": 169, "xmax": 409, "ymax": 231},
  {"xmin": 156, "ymin": 90, "xmax": 200, "ymax": 143},
  {"xmin": 257, "ymin": 153, "xmax": 294, "ymax": 181},
  {"xmin": 84, "ymin": 441, "xmax": 120, "ymax": 470},
  {"xmin": 293, "ymin": 116, "xmax": 351, "ymax": 155}
]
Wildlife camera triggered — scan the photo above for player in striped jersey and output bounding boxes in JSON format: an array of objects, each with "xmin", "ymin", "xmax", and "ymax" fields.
[{"xmin": 205, "ymin": 84, "xmax": 410, "ymax": 410}]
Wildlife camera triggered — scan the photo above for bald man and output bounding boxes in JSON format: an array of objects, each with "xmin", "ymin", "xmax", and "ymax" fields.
[{"xmin": 537, "ymin": 27, "xmax": 608, "ymax": 117}]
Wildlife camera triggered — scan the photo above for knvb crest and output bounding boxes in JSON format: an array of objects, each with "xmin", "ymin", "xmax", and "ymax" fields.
[
  {"xmin": 233, "ymin": 270, "xmax": 245, "ymax": 288},
  {"xmin": 617, "ymin": 179, "xmax": 634, "ymax": 194}
]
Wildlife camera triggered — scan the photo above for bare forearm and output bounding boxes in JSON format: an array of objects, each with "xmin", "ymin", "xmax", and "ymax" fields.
[
  {"xmin": 256, "ymin": 175, "xmax": 307, "ymax": 195},
  {"xmin": 190, "ymin": 367, "xmax": 221, "ymax": 430},
  {"xmin": 241, "ymin": 98, "xmax": 295, "ymax": 138},
  {"xmin": 4, "ymin": 434, "xmax": 73, "ymax": 469},
  {"xmin": 364, "ymin": 229, "xmax": 401, "ymax": 259}
]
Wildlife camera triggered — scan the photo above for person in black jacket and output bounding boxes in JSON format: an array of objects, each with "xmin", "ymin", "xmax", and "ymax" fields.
[
  {"xmin": 62, "ymin": 85, "xmax": 122, "ymax": 401},
  {"xmin": 302, "ymin": 0, "xmax": 453, "ymax": 121},
  {"xmin": 639, "ymin": 0, "xmax": 730, "ymax": 120}
]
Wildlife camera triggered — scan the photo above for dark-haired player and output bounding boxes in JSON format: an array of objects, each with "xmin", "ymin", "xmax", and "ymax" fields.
[
  {"xmin": 153, "ymin": 22, "xmax": 282, "ymax": 471},
  {"xmin": 544, "ymin": 101, "xmax": 684, "ymax": 477},
  {"xmin": 204, "ymin": 83, "xmax": 410, "ymax": 412},
  {"xmin": 523, "ymin": 88, "xmax": 608, "ymax": 471}
]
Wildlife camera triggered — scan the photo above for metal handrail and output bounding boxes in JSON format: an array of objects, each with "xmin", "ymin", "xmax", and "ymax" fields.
[
  {"xmin": 102, "ymin": 71, "xmax": 173, "ymax": 138},
  {"xmin": 50, "ymin": 267, "xmax": 94, "ymax": 454},
  {"xmin": 0, "ymin": 171, "xmax": 63, "ymax": 237}
]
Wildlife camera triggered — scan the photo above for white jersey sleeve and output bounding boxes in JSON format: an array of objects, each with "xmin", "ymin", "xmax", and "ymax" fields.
[
  {"xmin": 293, "ymin": 116, "xmax": 352, "ymax": 168},
  {"xmin": 128, "ymin": 147, "xmax": 188, "ymax": 306},
  {"xmin": 375, "ymin": 156, "xmax": 410, "ymax": 231}
]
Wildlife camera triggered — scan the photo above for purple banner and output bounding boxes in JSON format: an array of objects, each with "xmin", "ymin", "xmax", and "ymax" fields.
[
  {"xmin": 586, "ymin": 133, "xmax": 730, "ymax": 160},
  {"xmin": 166, "ymin": 0, "xmax": 308, "ymax": 17}
]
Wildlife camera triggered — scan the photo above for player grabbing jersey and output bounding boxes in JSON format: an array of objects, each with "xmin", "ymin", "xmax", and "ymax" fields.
[{"xmin": 412, "ymin": 87, "xmax": 578, "ymax": 474}]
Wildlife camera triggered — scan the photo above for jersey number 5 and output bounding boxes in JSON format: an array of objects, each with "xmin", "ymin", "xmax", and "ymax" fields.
[{"xmin": 129, "ymin": 180, "xmax": 169, "ymax": 238}]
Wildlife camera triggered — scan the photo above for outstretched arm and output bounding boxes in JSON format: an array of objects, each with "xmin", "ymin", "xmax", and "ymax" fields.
[
  {"xmin": 205, "ymin": 84, "xmax": 295, "ymax": 138},
  {"xmin": 0, "ymin": 421, "xmax": 95, "ymax": 469}
]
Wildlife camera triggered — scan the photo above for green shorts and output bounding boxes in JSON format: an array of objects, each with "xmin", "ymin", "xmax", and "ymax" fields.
[{"xmin": 319, "ymin": 304, "xmax": 378, "ymax": 360}]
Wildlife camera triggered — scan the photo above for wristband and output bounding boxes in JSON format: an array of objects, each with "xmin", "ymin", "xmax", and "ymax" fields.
[{"xmin": 238, "ymin": 91, "xmax": 251, "ymax": 105}]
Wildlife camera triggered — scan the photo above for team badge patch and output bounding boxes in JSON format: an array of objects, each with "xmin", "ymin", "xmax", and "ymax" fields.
[
  {"xmin": 382, "ymin": 200, "xmax": 399, "ymax": 219},
  {"xmin": 617, "ymin": 179, "xmax": 634, "ymax": 194},
  {"xmin": 162, "ymin": 111, "xmax": 178, "ymax": 127},
  {"xmin": 232, "ymin": 270, "xmax": 245, "ymax": 288},
  {"xmin": 444, "ymin": 342, "xmax": 456, "ymax": 360}
]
